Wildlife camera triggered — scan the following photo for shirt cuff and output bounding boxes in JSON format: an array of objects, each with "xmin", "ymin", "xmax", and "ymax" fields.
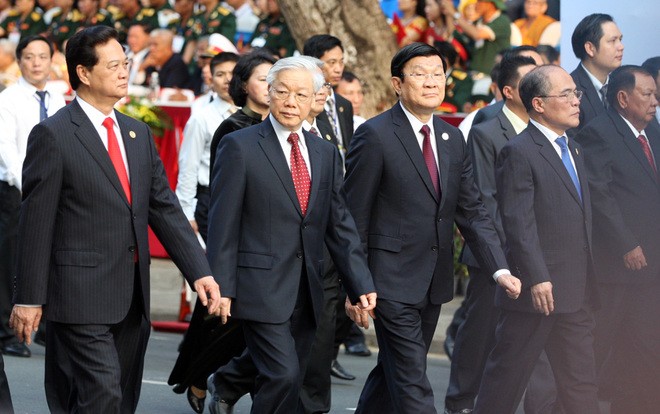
[
  {"xmin": 492, "ymin": 268, "xmax": 510, "ymax": 281},
  {"xmin": 15, "ymin": 304, "xmax": 40, "ymax": 307}
]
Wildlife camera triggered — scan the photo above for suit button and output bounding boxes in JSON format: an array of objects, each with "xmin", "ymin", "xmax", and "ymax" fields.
[
  {"xmin": 302, "ymin": 224, "xmax": 308, "ymax": 229},
  {"xmin": 128, "ymin": 246, "xmax": 136, "ymax": 252},
  {"xmin": 133, "ymin": 214, "xmax": 137, "ymax": 219},
  {"xmin": 437, "ymin": 218, "xmax": 442, "ymax": 223},
  {"xmin": 583, "ymin": 245, "xmax": 589, "ymax": 251},
  {"xmin": 296, "ymin": 251, "xmax": 303, "ymax": 259},
  {"xmin": 431, "ymin": 246, "xmax": 438, "ymax": 251}
]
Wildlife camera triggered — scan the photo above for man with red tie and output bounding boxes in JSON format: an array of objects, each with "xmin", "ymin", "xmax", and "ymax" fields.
[{"xmin": 9, "ymin": 26, "xmax": 221, "ymax": 413}]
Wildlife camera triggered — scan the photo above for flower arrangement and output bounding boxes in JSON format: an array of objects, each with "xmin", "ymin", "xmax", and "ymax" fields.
[{"xmin": 115, "ymin": 96, "xmax": 173, "ymax": 138}]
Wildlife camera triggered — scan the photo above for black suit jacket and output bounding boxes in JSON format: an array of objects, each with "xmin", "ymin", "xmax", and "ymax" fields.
[
  {"xmin": 344, "ymin": 103, "xmax": 507, "ymax": 306},
  {"xmin": 333, "ymin": 92, "xmax": 354, "ymax": 148},
  {"xmin": 495, "ymin": 123, "xmax": 595, "ymax": 313},
  {"xmin": 569, "ymin": 64, "xmax": 605, "ymax": 136},
  {"xmin": 462, "ymin": 108, "xmax": 518, "ymax": 267},
  {"xmin": 472, "ymin": 100, "xmax": 504, "ymax": 127},
  {"xmin": 315, "ymin": 109, "xmax": 337, "ymax": 145},
  {"xmin": 206, "ymin": 118, "xmax": 374, "ymax": 325},
  {"xmin": 575, "ymin": 109, "xmax": 660, "ymax": 284},
  {"xmin": 14, "ymin": 99, "xmax": 211, "ymax": 324}
]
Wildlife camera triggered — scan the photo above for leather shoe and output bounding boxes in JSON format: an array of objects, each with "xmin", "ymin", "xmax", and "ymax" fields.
[
  {"xmin": 187, "ymin": 386, "xmax": 205, "ymax": 414},
  {"xmin": 345, "ymin": 342, "xmax": 371, "ymax": 357},
  {"xmin": 2, "ymin": 342, "xmax": 31, "ymax": 358},
  {"xmin": 207, "ymin": 374, "xmax": 234, "ymax": 414},
  {"xmin": 330, "ymin": 359, "xmax": 355, "ymax": 381},
  {"xmin": 444, "ymin": 409, "xmax": 473, "ymax": 414}
]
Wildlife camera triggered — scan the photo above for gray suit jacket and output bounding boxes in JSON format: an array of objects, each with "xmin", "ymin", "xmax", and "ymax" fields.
[
  {"xmin": 495, "ymin": 123, "xmax": 595, "ymax": 313},
  {"xmin": 15, "ymin": 99, "xmax": 211, "ymax": 324}
]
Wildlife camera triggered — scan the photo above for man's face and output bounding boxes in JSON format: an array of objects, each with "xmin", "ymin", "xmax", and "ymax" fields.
[
  {"xmin": 335, "ymin": 78, "xmax": 364, "ymax": 115},
  {"xmin": 534, "ymin": 67, "xmax": 581, "ymax": 133},
  {"xmin": 16, "ymin": 0, "xmax": 35, "ymax": 14},
  {"xmin": 174, "ymin": 0, "xmax": 193, "ymax": 16},
  {"xmin": 620, "ymin": 73, "xmax": 658, "ymax": 130},
  {"xmin": 391, "ymin": 55, "xmax": 445, "ymax": 116},
  {"xmin": 77, "ymin": 0, "xmax": 97, "ymax": 16},
  {"xmin": 319, "ymin": 46, "xmax": 344, "ymax": 87},
  {"xmin": 81, "ymin": 40, "xmax": 129, "ymax": 103},
  {"xmin": 589, "ymin": 21, "xmax": 624, "ymax": 73},
  {"xmin": 148, "ymin": 35, "xmax": 172, "ymax": 66},
  {"xmin": 18, "ymin": 40, "xmax": 52, "ymax": 89},
  {"xmin": 505, "ymin": 64, "xmax": 536, "ymax": 109},
  {"xmin": 127, "ymin": 25, "xmax": 150, "ymax": 53},
  {"xmin": 212, "ymin": 60, "xmax": 236, "ymax": 103},
  {"xmin": 269, "ymin": 69, "xmax": 314, "ymax": 130},
  {"xmin": 309, "ymin": 82, "xmax": 330, "ymax": 118}
]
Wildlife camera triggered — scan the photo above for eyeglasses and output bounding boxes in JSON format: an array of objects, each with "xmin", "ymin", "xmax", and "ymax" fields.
[
  {"xmin": 538, "ymin": 90, "xmax": 583, "ymax": 102},
  {"xmin": 271, "ymin": 88, "xmax": 313, "ymax": 104},
  {"xmin": 323, "ymin": 82, "xmax": 332, "ymax": 90},
  {"xmin": 401, "ymin": 73, "xmax": 446, "ymax": 82}
]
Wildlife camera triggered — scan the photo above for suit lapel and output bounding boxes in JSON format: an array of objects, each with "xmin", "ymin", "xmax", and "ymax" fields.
[
  {"xmin": 497, "ymin": 110, "xmax": 516, "ymax": 141},
  {"xmin": 315, "ymin": 110, "xmax": 337, "ymax": 145},
  {"xmin": 433, "ymin": 115, "xmax": 452, "ymax": 207},
  {"xmin": 610, "ymin": 110, "xmax": 659, "ymax": 183},
  {"xmin": 576, "ymin": 65, "xmax": 605, "ymax": 118},
  {"xmin": 258, "ymin": 120, "xmax": 304, "ymax": 216},
  {"xmin": 69, "ymin": 100, "xmax": 131, "ymax": 208},
  {"xmin": 304, "ymin": 131, "xmax": 322, "ymax": 218},
  {"xmin": 392, "ymin": 104, "xmax": 439, "ymax": 203}
]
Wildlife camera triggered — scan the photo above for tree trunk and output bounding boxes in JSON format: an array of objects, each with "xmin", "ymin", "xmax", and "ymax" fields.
[{"xmin": 277, "ymin": 0, "xmax": 398, "ymax": 118}]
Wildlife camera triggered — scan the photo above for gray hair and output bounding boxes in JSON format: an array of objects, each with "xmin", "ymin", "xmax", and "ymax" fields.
[
  {"xmin": 150, "ymin": 29, "xmax": 174, "ymax": 46},
  {"xmin": 519, "ymin": 64, "xmax": 555, "ymax": 113},
  {"xmin": 0, "ymin": 39, "xmax": 16, "ymax": 59},
  {"xmin": 266, "ymin": 56, "xmax": 325, "ymax": 93}
]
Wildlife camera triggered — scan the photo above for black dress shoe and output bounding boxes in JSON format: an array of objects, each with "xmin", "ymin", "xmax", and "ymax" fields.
[
  {"xmin": 207, "ymin": 374, "xmax": 234, "ymax": 414},
  {"xmin": 330, "ymin": 359, "xmax": 355, "ymax": 381},
  {"xmin": 345, "ymin": 342, "xmax": 371, "ymax": 357},
  {"xmin": 33, "ymin": 330, "xmax": 46, "ymax": 347},
  {"xmin": 2, "ymin": 342, "xmax": 31, "ymax": 358},
  {"xmin": 187, "ymin": 386, "xmax": 206, "ymax": 414}
]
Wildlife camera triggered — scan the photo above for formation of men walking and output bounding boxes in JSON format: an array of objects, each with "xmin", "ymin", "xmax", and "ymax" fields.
[{"xmin": 0, "ymin": 7, "xmax": 658, "ymax": 414}]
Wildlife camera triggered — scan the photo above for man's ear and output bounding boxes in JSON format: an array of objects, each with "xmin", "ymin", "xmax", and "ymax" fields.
[
  {"xmin": 531, "ymin": 96, "xmax": 545, "ymax": 114},
  {"xmin": 391, "ymin": 76, "xmax": 402, "ymax": 96},
  {"xmin": 76, "ymin": 64, "xmax": 91, "ymax": 87}
]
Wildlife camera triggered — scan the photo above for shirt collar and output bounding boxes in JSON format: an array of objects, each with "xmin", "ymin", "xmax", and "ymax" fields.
[
  {"xmin": 581, "ymin": 62, "xmax": 609, "ymax": 95},
  {"xmin": 76, "ymin": 96, "xmax": 119, "ymax": 127},
  {"xmin": 399, "ymin": 101, "xmax": 435, "ymax": 137},
  {"xmin": 618, "ymin": 112, "xmax": 646, "ymax": 138},
  {"xmin": 269, "ymin": 113, "xmax": 306, "ymax": 150},
  {"xmin": 502, "ymin": 103, "xmax": 528, "ymax": 134},
  {"xmin": 530, "ymin": 118, "xmax": 567, "ymax": 143}
]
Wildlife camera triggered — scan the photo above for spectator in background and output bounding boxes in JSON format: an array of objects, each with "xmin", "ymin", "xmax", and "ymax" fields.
[
  {"xmin": 536, "ymin": 43, "xmax": 559, "ymax": 65},
  {"xmin": 392, "ymin": 0, "xmax": 428, "ymax": 48},
  {"xmin": 224, "ymin": 0, "xmax": 259, "ymax": 49},
  {"xmin": 514, "ymin": 0, "xmax": 558, "ymax": 47},
  {"xmin": 0, "ymin": 0, "xmax": 47, "ymax": 41},
  {"xmin": 144, "ymin": 28, "xmax": 191, "ymax": 91},
  {"xmin": 434, "ymin": 40, "xmax": 473, "ymax": 113},
  {"xmin": 190, "ymin": 0, "xmax": 236, "ymax": 49},
  {"xmin": 642, "ymin": 56, "xmax": 660, "ymax": 125},
  {"xmin": 0, "ymin": 38, "xmax": 19, "ymax": 87},
  {"xmin": 172, "ymin": 0, "xmax": 195, "ymax": 60},
  {"xmin": 73, "ymin": 0, "xmax": 114, "ymax": 31},
  {"xmin": 249, "ymin": 0, "xmax": 296, "ymax": 58},
  {"xmin": 47, "ymin": 0, "xmax": 76, "ymax": 50},
  {"xmin": 135, "ymin": 0, "xmax": 179, "ymax": 31},
  {"xmin": 336, "ymin": 71, "xmax": 367, "ymax": 130},
  {"xmin": 126, "ymin": 23, "xmax": 151, "ymax": 88},
  {"xmin": 109, "ymin": 0, "xmax": 141, "ymax": 44}
]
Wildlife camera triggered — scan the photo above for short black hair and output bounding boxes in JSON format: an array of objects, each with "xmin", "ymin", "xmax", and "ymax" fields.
[
  {"xmin": 497, "ymin": 55, "xmax": 536, "ymax": 99},
  {"xmin": 536, "ymin": 44, "xmax": 560, "ymax": 64},
  {"xmin": 607, "ymin": 65, "xmax": 653, "ymax": 109},
  {"xmin": 519, "ymin": 65, "xmax": 555, "ymax": 112},
  {"xmin": 433, "ymin": 40, "xmax": 458, "ymax": 67},
  {"xmin": 391, "ymin": 42, "xmax": 443, "ymax": 79},
  {"xmin": 641, "ymin": 56, "xmax": 660, "ymax": 80},
  {"xmin": 302, "ymin": 34, "xmax": 343, "ymax": 59},
  {"xmin": 16, "ymin": 35, "xmax": 53, "ymax": 60},
  {"xmin": 210, "ymin": 51, "xmax": 239, "ymax": 73},
  {"xmin": 66, "ymin": 26, "xmax": 119, "ymax": 90},
  {"xmin": 571, "ymin": 13, "xmax": 614, "ymax": 61},
  {"xmin": 341, "ymin": 71, "xmax": 360, "ymax": 83},
  {"xmin": 228, "ymin": 49, "xmax": 277, "ymax": 107}
]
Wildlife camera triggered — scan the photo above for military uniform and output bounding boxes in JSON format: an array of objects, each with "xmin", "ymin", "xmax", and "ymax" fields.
[
  {"xmin": 48, "ymin": 8, "xmax": 82, "ymax": 50},
  {"xmin": 0, "ymin": 8, "xmax": 47, "ymax": 41},
  {"xmin": 250, "ymin": 13, "xmax": 296, "ymax": 58},
  {"xmin": 108, "ymin": 4, "xmax": 137, "ymax": 44},
  {"xmin": 135, "ymin": 4, "xmax": 179, "ymax": 31},
  {"xmin": 441, "ymin": 68, "xmax": 474, "ymax": 113},
  {"xmin": 190, "ymin": 4, "xmax": 236, "ymax": 42}
]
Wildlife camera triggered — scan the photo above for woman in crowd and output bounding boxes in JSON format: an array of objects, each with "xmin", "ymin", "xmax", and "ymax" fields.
[{"xmin": 392, "ymin": 0, "xmax": 428, "ymax": 47}]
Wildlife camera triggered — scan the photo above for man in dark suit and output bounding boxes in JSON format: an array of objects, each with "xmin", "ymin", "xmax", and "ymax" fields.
[
  {"xmin": 8, "ymin": 26, "xmax": 221, "ymax": 413},
  {"xmin": 206, "ymin": 56, "xmax": 376, "ymax": 414},
  {"xmin": 343, "ymin": 43, "xmax": 521, "ymax": 414},
  {"xmin": 474, "ymin": 65, "xmax": 599, "ymax": 414},
  {"xmin": 575, "ymin": 65, "xmax": 660, "ymax": 413},
  {"xmin": 568, "ymin": 13, "xmax": 624, "ymax": 135},
  {"xmin": 444, "ymin": 54, "xmax": 536, "ymax": 414}
]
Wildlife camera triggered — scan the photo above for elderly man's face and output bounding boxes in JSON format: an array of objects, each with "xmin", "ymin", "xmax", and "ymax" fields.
[
  {"xmin": 391, "ymin": 55, "xmax": 446, "ymax": 117},
  {"xmin": 148, "ymin": 34, "xmax": 172, "ymax": 66},
  {"xmin": 619, "ymin": 73, "xmax": 658, "ymax": 130},
  {"xmin": 269, "ymin": 69, "xmax": 315, "ymax": 131},
  {"xmin": 534, "ymin": 67, "xmax": 581, "ymax": 134},
  {"xmin": 79, "ymin": 39, "xmax": 129, "ymax": 103}
]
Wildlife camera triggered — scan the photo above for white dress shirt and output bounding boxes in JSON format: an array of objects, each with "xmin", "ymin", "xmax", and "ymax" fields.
[
  {"xmin": 0, "ymin": 77, "xmax": 66, "ymax": 190},
  {"xmin": 530, "ymin": 119, "xmax": 579, "ymax": 178},
  {"xmin": 270, "ymin": 114, "xmax": 310, "ymax": 173},
  {"xmin": 619, "ymin": 113, "xmax": 656, "ymax": 165},
  {"xmin": 581, "ymin": 63, "xmax": 609, "ymax": 103},
  {"xmin": 176, "ymin": 97, "xmax": 234, "ymax": 220}
]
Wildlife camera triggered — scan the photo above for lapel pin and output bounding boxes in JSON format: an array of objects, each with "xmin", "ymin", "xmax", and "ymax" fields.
[
  {"xmin": 339, "ymin": 107, "xmax": 344, "ymax": 113},
  {"xmin": 441, "ymin": 132, "xmax": 449, "ymax": 141},
  {"xmin": 129, "ymin": 131, "xmax": 136, "ymax": 139},
  {"xmin": 325, "ymin": 134, "xmax": 332, "ymax": 141},
  {"xmin": 576, "ymin": 148, "xmax": 579, "ymax": 155}
]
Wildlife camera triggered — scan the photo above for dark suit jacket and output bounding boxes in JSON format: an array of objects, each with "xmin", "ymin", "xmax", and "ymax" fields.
[
  {"xmin": 495, "ymin": 123, "xmax": 594, "ymax": 313},
  {"xmin": 206, "ymin": 118, "xmax": 374, "ymax": 325},
  {"xmin": 315, "ymin": 109, "xmax": 337, "ymax": 145},
  {"xmin": 472, "ymin": 100, "xmax": 504, "ymax": 127},
  {"xmin": 14, "ymin": 99, "xmax": 211, "ymax": 324},
  {"xmin": 145, "ymin": 53, "xmax": 191, "ymax": 89},
  {"xmin": 575, "ymin": 109, "xmax": 660, "ymax": 284},
  {"xmin": 344, "ymin": 103, "xmax": 507, "ymax": 306},
  {"xmin": 333, "ymin": 92, "xmax": 354, "ymax": 147},
  {"xmin": 569, "ymin": 64, "xmax": 605, "ymax": 136},
  {"xmin": 461, "ymin": 108, "xmax": 518, "ymax": 267}
]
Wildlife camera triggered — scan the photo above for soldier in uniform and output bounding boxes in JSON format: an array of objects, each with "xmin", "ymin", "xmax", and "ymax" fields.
[
  {"xmin": 190, "ymin": 0, "xmax": 236, "ymax": 45},
  {"xmin": 109, "ymin": 0, "xmax": 142, "ymax": 44},
  {"xmin": 249, "ymin": 0, "xmax": 295, "ymax": 58},
  {"xmin": 135, "ymin": 0, "xmax": 179, "ymax": 31},
  {"xmin": 75, "ymin": 0, "xmax": 114, "ymax": 30},
  {"xmin": 434, "ymin": 40, "xmax": 473, "ymax": 113},
  {"xmin": 0, "ymin": 0, "xmax": 46, "ymax": 42}
]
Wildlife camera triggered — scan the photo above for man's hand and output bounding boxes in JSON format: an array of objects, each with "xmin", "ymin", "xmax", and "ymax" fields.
[
  {"xmin": 496, "ymin": 274, "xmax": 522, "ymax": 299},
  {"xmin": 193, "ymin": 276, "xmax": 221, "ymax": 315},
  {"xmin": 218, "ymin": 297, "xmax": 232, "ymax": 325},
  {"xmin": 624, "ymin": 246, "xmax": 647, "ymax": 270},
  {"xmin": 346, "ymin": 295, "xmax": 377, "ymax": 329},
  {"xmin": 9, "ymin": 305, "xmax": 42, "ymax": 345},
  {"xmin": 530, "ymin": 281, "xmax": 554, "ymax": 316}
]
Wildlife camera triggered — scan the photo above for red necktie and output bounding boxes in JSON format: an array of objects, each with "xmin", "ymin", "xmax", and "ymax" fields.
[
  {"xmin": 102, "ymin": 117, "xmax": 132, "ymax": 204},
  {"xmin": 288, "ymin": 132, "xmax": 311, "ymax": 215},
  {"xmin": 420, "ymin": 125, "xmax": 440, "ymax": 195},
  {"xmin": 637, "ymin": 134, "xmax": 657, "ymax": 177}
]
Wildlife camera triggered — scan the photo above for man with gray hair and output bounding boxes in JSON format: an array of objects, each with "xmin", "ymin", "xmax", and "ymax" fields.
[
  {"xmin": 143, "ymin": 28, "xmax": 190, "ymax": 89},
  {"xmin": 206, "ymin": 56, "xmax": 376, "ymax": 414}
]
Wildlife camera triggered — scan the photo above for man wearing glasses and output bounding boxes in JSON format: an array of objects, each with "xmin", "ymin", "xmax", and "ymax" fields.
[
  {"xmin": 344, "ymin": 42, "xmax": 521, "ymax": 414},
  {"xmin": 474, "ymin": 65, "xmax": 600, "ymax": 414}
]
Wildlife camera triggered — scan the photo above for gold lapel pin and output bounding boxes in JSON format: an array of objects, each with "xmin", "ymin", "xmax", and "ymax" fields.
[
  {"xmin": 441, "ymin": 132, "xmax": 449, "ymax": 141},
  {"xmin": 129, "ymin": 131, "xmax": 136, "ymax": 139},
  {"xmin": 325, "ymin": 134, "xmax": 332, "ymax": 141},
  {"xmin": 339, "ymin": 107, "xmax": 344, "ymax": 113},
  {"xmin": 576, "ymin": 148, "xmax": 579, "ymax": 155}
]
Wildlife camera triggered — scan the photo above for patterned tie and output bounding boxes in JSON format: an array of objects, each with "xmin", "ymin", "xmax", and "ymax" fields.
[
  {"xmin": 420, "ymin": 125, "xmax": 440, "ymax": 196},
  {"xmin": 555, "ymin": 136, "xmax": 582, "ymax": 202},
  {"xmin": 637, "ymin": 134, "xmax": 658, "ymax": 177},
  {"xmin": 325, "ymin": 96, "xmax": 339, "ymax": 138},
  {"xmin": 102, "ymin": 117, "xmax": 132, "ymax": 204},
  {"xmin": 288, "ymin": 132, "xmax": 311, "ymax": 215},
  {"xmin": 600, "ymin": 84, "xmax": 609, "ymax": 109},
  {"xmin": 36, "ymin": 90, "xmax": 48, "ymax": 121}
]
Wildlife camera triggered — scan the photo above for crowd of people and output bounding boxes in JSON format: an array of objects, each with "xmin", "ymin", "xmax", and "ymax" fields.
[{"xmin": 0, "ymin": 0, "xmax": 659, "ymax": 413}]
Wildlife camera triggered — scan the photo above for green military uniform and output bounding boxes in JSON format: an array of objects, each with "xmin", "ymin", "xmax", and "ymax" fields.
[
  {"xmin": 442, "ymin": 68, "xmax": 474, "ymax": 113},
  {"xmin": 250, "ymin": 13, "xmax": 296, "ymax": 58},
  {"xmin": 0, "ymin": 8, "xmax": 47, "ymax": 41},
  {"xmin": 48, "ymin": 8, "xmax": 82, "ymax": 50},
  {"xmin": 135, "ymin": 3, "xmax": 179, "ymax": 31},
  {"xmin": 108, "ymin": 4, "xmax": 135, "ymax": 44},
  {"xmin": 190, "ymin": 3, "xmax": 236, "ymax": 41}
]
